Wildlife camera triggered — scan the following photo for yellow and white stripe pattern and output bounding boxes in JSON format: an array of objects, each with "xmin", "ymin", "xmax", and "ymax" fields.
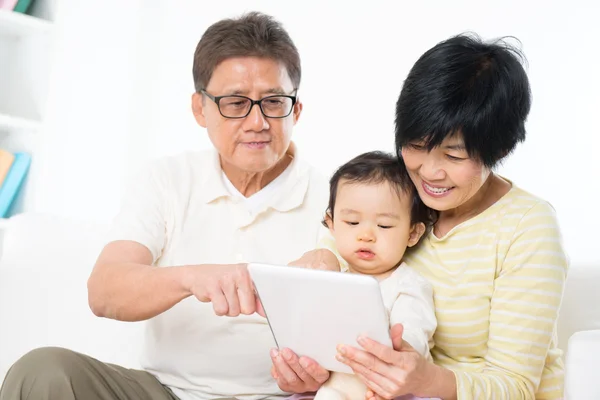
[{"xmin": 319, "ymin": 186, "xmax": 567, "ymax": 399}]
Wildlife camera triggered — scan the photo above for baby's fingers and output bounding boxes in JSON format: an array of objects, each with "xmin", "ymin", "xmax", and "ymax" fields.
[{"xmin": 365, "ymin": 389, "xmax": 383, "ymax": 400}]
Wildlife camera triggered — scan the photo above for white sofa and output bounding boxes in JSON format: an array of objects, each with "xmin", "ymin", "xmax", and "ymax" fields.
[{"xmin": 0, "ymin": 212, "xmax": 599, "ymax": 399}]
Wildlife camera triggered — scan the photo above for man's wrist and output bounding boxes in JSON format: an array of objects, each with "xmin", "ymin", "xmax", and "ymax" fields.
[{"xmin": 177, "ymin": 264, "xmax": 206, "ymax": 296}]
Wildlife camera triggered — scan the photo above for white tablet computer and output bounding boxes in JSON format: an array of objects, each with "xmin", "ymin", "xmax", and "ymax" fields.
[{"xmin": 248, "ymin": 262, "xmax": 391, "ymax": 374}]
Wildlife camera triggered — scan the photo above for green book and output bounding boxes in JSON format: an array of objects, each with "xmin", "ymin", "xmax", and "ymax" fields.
[{"xmin": 13, "ymin": 0, "xmax": 33, "ymax": 14}]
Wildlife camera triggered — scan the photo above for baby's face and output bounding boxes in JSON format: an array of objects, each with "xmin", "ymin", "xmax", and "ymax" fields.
[{"xmin": 329, "ymin": 180, "xmax": 422, "ymax": 276}]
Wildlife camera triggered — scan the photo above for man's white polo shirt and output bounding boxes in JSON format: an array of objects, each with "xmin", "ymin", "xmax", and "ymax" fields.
[{"xmin": 107, "ymin": 147, "xmax": 328, "ymax": 400}]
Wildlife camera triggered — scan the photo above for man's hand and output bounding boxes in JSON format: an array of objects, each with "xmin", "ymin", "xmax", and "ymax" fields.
[
  {"xmin": 184, "ymin": 263, "xmax": 264, "ymax": 317},
  {"xmin": 270, "ymin": 347, "xmax": 330, "ymax": 393},
  {"xmin": 288, "ymin": 249, "xmax": 341, "ymax": 272}
]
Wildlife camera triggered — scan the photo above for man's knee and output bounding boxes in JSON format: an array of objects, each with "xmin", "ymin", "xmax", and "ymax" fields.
[
  {"xmin": 1, "ymin": 347, "xmax": 82, "ymax": 398},
  {"xmin": 10, "ymin": 347, "xmax": 80, "ymax": 376}
]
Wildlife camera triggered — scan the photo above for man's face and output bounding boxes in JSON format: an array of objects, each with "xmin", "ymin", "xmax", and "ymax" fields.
[{"xmin": 192, "ymin": 57, "xmax": 302, "ymax": 174}]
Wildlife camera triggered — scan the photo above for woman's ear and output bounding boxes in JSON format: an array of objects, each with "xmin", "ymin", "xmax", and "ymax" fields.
[{"xmin": 407, "ymin": 222, "xmax": 426, "ymax": 247}]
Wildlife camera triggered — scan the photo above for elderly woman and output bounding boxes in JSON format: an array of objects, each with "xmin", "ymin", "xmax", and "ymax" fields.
[{"xmin": 273, "ymin": 34, "xmax": 567, "ymax": 400}]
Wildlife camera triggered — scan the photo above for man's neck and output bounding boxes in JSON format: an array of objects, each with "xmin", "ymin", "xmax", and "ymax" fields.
[{"xmin": 221, "ymin": 148, "xmax": 295, "ymax": 197}]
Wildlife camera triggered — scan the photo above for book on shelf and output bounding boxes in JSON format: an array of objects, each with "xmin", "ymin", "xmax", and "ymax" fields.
[
  {"xmin": 0, "ymin": 150, "xmax": 31, "ymax": 218},
  {"xmin": 0, "ymin": 0, "xmax": 33, "ymax": 13},
  {"xmin": 0, "ymin": 0, "xmax": 18, "ymax": 10},
  {"xmin": 0, "ymin": 149, "xmax": 15, "ymax": 185}
]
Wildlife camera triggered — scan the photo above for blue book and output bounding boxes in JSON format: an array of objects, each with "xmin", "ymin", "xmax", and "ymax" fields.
[{"xmin": 0, "ymin": 152, "xmax": 31, "ymax": 217}]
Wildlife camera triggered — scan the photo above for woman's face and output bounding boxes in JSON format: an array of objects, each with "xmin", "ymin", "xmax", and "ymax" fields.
[{"xmin": 401, "ymin": 134, "xmax": 491, "ymax": 212}]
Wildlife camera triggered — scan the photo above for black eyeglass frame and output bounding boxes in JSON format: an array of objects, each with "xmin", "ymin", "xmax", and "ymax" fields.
[{"xmin": 200, "ymin": 89, "xmax": 298, "ymax": 119}]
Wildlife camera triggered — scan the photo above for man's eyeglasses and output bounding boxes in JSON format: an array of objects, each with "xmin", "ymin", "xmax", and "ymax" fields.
[{"xmin": 200, "ymin": 89, "xmax": 297, "ymax": 119}]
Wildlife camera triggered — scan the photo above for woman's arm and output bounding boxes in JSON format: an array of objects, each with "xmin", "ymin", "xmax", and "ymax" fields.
[{"xmin": 450, "ymin": 201, "xmax": 567, "ymax": 399}]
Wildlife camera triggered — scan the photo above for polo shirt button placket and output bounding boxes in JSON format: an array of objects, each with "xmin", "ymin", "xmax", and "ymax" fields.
[{"xmin": 233, "ymin": 226, "xmax": 243, "ymax": 263}]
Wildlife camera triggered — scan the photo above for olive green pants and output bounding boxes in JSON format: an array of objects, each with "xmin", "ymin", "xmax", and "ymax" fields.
[{"xmin": 0, "ymin": 347, "xmax": 179, "ymax": 400}]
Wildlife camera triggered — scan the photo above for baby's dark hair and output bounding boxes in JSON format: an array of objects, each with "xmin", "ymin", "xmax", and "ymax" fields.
[{"xmin": 323, "ymin": 151, "xmax": 437, "ymax": 229}]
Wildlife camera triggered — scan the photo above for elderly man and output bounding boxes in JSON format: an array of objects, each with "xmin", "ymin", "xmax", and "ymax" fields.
[{"xmin": 0, "ymin": 12, "xmax": 338, "ymax": 400}]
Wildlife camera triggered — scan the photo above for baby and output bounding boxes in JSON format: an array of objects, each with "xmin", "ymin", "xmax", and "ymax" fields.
[{"xmin": 314, "ymin": 151, "xmax": 438, "ymax": 400}]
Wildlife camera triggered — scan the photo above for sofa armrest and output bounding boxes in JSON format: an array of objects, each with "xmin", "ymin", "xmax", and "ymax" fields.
[{"xmin": 565, "ymin": 330, "xmax": 600, "ymax": 399}]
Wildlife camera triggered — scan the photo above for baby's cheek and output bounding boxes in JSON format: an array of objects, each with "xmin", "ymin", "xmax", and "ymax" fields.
[{"xmin": 335, "ymin": 240, "xmax": 355, "ymax": 262}]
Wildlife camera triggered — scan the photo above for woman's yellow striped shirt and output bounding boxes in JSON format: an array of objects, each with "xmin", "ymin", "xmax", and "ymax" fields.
[{"xmin": 320, "ymin": 185, "xmax": 567, "ymax": 399}]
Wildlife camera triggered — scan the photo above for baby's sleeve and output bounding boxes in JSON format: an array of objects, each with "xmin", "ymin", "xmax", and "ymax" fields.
[{"xmin": 388, "ymin": 269, "xmax": 437, "ymax": 358}]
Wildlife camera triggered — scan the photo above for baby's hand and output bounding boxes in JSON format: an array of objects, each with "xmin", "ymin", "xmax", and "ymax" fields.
[{"xmin": 365, "ymin": 389, "xmax": 384, "ymax": 400}]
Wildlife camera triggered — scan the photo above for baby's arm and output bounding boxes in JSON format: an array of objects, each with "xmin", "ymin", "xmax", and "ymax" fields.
[
  {"xmin": 388, "ymin": 268, "xmax": 437, "ymax": 358},
  {"xmin": 315, "ymin": 372, "xmax": 368, "ymax": 400}
]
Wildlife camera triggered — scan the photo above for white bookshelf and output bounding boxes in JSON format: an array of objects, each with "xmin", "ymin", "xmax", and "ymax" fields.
[
  {"xmin": 0, "ymin": 8, "xmax": 52, "ymax": 37},
  {"xmin": 0, "ymin": 2, "xmax": 55, "ymax": 224},
  {"xmin": 0, "ymin": 113, "xmax": 42, "ymax": 132}
]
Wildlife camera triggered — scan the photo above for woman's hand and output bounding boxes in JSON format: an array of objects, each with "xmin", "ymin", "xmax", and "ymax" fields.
[
  {"xmin": 337, "ymin": 324, "xmax": 438, "ymax": 399},
  {"xmin": 270, "ymin": 347, "xmax": 330, "ymax": 393},
  {"xmin": 288, "ymin": 249, "xmax": 341, "ymax": 272}
]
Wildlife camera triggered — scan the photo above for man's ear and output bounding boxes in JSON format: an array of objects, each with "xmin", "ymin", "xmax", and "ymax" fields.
[
  {"xmin": 191, "ymin": 92, "xmax": 207, "ymax": 128},
  {"xmin": 407, "ymin": 222, "xmax": 426, "ymax": 247},
  {"xmin": 292, "ymin": 98, "xmax": 303, "ymax": 125}
]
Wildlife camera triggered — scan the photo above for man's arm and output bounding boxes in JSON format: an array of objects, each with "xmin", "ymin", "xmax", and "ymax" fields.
[
  {"xmin": 87, "ymin": 240, "xmax": 192, "ymax": 322},
  {"xmin": 88, "ymin": 240, "xmax": 261, "ymax": 322}
]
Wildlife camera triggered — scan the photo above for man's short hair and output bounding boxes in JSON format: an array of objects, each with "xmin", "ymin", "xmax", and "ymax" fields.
[
  {"xmin": 193, "ymin": 12, "xmax": 301, "ymax": 92},
  {"xmin": 395, "ymin": 33, "xmax": 531, "ymax": 168},
  {"xmin": 324, "ymin": 151, "xmax": 437, "ymax": 228}
]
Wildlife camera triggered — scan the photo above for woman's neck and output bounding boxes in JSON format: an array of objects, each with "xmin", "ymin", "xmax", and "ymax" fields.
[
  {"xmin": 221, "ymin": 151, "xmax": 294, "ymax": 197},
  {"xmin": 435, "ymin": 174, "xmax": 511, "ymax": 237}
]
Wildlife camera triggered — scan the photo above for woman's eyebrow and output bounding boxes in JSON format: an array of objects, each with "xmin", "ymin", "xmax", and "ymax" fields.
[{"xmin": 444, "ymin": 143, "xmax": 466, "ymax": 151}]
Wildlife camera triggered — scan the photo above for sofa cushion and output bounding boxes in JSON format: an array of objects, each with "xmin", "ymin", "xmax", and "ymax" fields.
[
  {"xmin": 0, "ymin": 212, "xmax": 143, "ymax": 382},
  {"xmin": 0, "ymin": 212, "xmax": 108, "ymax": 267},
  {"xmin": 557, "ymin": 263, "xmax": 600, "ymax": 353},
  {"xmin": 565, "ymin": 330, "xmax": 600, "ymax": 399}
]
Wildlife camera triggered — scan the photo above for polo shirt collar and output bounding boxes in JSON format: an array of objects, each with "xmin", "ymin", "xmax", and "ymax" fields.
[
  {"xmin": 199, "ymin": 142, "xmax": 311, "ymax": 214},
  {"xmin": 198, "ymin": 150, "xmax": 230, "ymax": 204}
]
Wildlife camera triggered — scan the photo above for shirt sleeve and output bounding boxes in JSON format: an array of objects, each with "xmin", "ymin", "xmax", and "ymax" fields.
[
  {"xmin": 388, "ymin": 271, "xmax": 437, "ymax": 358},
  {"xmin": 453, "ymin": 201, "xmax": 568, "ymax": 400},
  {"xmin": 106, "ymin": 161, "xmax": 169, "ymax": 263}
]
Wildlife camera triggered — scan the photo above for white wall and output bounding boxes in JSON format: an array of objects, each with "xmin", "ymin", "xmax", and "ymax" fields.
[
  {"xmin": 35, "ymin": 0, "xmax": 142, "ymax": 220},
  {"xmin": 39, "ymin": 0, "xmax": 600, "ymax": 266}
]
